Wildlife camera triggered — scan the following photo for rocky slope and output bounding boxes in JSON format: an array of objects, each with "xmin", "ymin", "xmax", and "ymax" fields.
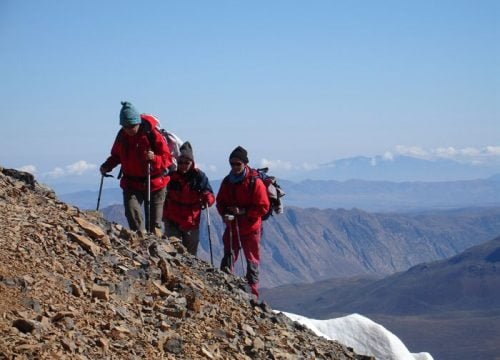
[{"xmin": 0, "ymin": 167, "xmax": 370, "ymax": 359}]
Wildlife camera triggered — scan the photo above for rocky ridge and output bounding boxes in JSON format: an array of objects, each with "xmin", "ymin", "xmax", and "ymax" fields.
[{"xmin": 0, "ymin": 167, "xmax": 369, "ymax": 359}]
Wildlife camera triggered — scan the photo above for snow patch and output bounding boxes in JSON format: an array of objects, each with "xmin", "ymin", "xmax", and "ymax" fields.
[{"xmin": 282, "ymin": 312, "xmax": 433, "ymax": 360}]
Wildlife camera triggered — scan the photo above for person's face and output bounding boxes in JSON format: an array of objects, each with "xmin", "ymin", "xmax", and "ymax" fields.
[
  {"xmin": 178, "ymin": 158, "xmax": 193, "ymax": 173},
  {"xmin": 229, "ymin": 157, "xmax": 245, "ymax": 175},
  {"xmin": 122, "ymin": 124, "xmax": 140, "ymax": 135}
]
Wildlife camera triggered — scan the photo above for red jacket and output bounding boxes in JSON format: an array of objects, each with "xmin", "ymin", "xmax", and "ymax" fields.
[
  {"xmin": 216, "ymin": 167, "xmax": 270, "ymax": 235},
  {"xmin": 102, "ymin": 122, "xmax": 172, "ymax": 192},
  {"xmin": 163, "ymin": 167, "xmax": 215, "ymax": 230}
]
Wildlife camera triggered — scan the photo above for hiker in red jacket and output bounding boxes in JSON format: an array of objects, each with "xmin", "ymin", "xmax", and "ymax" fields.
[
  {"xmin": 100, "ymin": 101, "xmax": 172, "ymax": 235},
  {"xmin": 163, "ymin": 141, "xmax": 215, "ymax": 255},
  {"xmin": 216, "ymin": 146, "xmax": 270, "ymax": 298}
]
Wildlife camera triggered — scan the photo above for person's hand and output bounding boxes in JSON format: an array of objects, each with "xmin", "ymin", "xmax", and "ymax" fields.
[
  {"xmin": 100, "ymin": 166, "xmax": 109, "ymax": 176},
  {"xmin": 227, "ymin": 206, "xmax": 246, "ymax": 215},
  {"xmin": 145, "ymin": 150, "xmax": 155, "ymax": 161}
]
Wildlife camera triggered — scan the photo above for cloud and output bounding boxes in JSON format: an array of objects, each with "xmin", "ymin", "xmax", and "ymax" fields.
[
  {"xmin": 458, "ymin": 147, "xmax": 479, "ymax": 157},
  {"xmin": 485, "ymin": 146, "xmax": 500, "ymax": 155},
  {"xmin": 18, "ymin": 165, "xmax": 37, "ymax": 174},
  {"xmin": 300, "ymin": 162, "xmax": 319, "ymax": 171},
  {"xmin": 434, "ymin": 147, "xmax": 458, "ymax": 158},
  {"xmin": 382, "ymin": 152, "xmax": 394, "ymax": 161},
  {"xmin": 66, "ymin": 160, "xmax": 96, "ymax": 175},
  {"xmin": 198, "ymin": 163, "xmax": 218, "ymax": 173},
  {"xmin": 394, "ymin": 145, "xmax": 429, "ymax": 158},
  {"xmin": 393, "ymin": 145, "xmax": 500, "ymax": 165},
  {"xmin": 46, "ymin": 167, "xmax": 65, "ymax": 178},
  {"xmin": 254, "ymin": 159, "xmax": 320, "ymax": 172},
  {"xmin": 260, "ymin": 158, "xmax": 293, "ymax": 171},
  {"xmin": 44, "ymin": 160, "xmax": 97, "ymax": 178}
]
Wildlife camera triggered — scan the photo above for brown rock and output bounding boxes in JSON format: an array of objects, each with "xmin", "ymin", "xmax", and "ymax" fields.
[
  {"xmin": 97, "ymin": 337, "xmax": 109, "ymax": 351},
  {"xmin": 67, "ymin": 232, "xmax": 101, "ymax": 256},
  {"xmin": 161, "ymin": 332, "xmax": 183, "ymax": 354},
  {"xmin": 163, "ymin": 305, "xmax": 187, "ymax": 319},
  {"xmin": 253, "ymin": 337, "xmax": 265, "ymax": 351},
  {"xmin": 152, "ymin": 281, "xmax": 172, "ymax": 297},
  {"xmin": 52, "ymin": 311, "xmax": 75, "ymax": 322},
  {"xmin": 91, "ymin": 285, "xmax": 109, "ymax": 301},
  {"xmin": 158, "ymin": 258, "xmax": 171, "ymax": 284},
  {"xmin": 186, "ymin": 290, "xmax": 202, "ymax": 313},
  {"xmin": 201, "ymin": 346, "xmax": 216, "ymax": 359},
  {"xmin": 73, "ymin": 217, "xmax": 106, "ymax": 239},
  {"xmin": 71, "ymin": 283, "xmax": 82, "ymax": 297}
]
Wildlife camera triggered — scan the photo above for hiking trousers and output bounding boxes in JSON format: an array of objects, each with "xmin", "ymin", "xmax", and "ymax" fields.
[
  {"xmin": 123, "ymin": 187, "xmax": 166, "ymax": 233},
  {"xmin": 220, "ymin": 227, "xmax": 261, "ymax": 298},
  {"xmin": 164, "ymin": 219, "xmax": 200, "ymax": 256}
]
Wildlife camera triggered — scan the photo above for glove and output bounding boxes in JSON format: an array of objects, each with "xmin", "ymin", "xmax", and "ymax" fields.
[
  {"xmin": 100, "ymin": 165, "xmax": 109, "ymax": 176},
  {"xmin": 227, "ymin": 206, "xmax": 246, "ymax": 215}
]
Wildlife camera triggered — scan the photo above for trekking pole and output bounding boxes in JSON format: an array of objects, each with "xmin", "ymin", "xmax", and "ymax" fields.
[
  {"xmin": 224, "ymin": 214, "xmax": 235, "ymax": 272},
  {"xmin": 206, "ymin": 204, "xmax": 214, "ymax": 266},
  {"xmin": 96, "ymin": 173, "xmax": 113, "ymax": 211},
  {"xmin": 234, "ymin": 217, "xmax": 246, "ymax": 274},
  {"xmin": 145, "ymin": 162, "xmax": 151, "ymax": 233}
]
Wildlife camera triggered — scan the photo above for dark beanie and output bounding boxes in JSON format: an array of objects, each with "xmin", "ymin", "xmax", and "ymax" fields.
[
  {"xmin": 179, "ymin": 141, "xmax": 194, "ymax": 161},
  {"xmin": 229, "ymin": 146, "xmax": 249, "ymax": 164},
  {"xmin": 119, "ymin": 101, "xmax": 141, "ymax": 127}
]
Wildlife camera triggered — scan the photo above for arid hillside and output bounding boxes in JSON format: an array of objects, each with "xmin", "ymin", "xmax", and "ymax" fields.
[{"xmin": 0, "ymin": 167, "xmax": 369, "ymax": 359}]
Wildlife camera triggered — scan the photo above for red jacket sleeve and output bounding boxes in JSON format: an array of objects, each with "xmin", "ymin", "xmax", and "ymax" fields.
[{"xmin": 101, "ymin": 135, "xmax": 122, "ymax": 171}]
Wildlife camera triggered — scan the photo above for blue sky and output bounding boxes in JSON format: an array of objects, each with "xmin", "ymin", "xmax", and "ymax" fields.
[{"xmin": 1, "ymin": 0, "xmax": 498, "ymax": 187}]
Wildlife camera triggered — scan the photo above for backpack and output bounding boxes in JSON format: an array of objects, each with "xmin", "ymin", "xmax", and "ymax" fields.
[
  {"xmin": 116, "ymin": 114, "xmax": 183, "ymax": 179},
  {"xmin": 250, "ymin": 167, "xmax": 285, "ymax": 220},
  {"xmin": 140, "ymin": 114, "xmax": 183, "ymax": 172}
]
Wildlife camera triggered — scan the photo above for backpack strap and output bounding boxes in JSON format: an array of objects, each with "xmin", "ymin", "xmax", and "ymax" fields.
[
  {"xmin": 248, "ymin": 168, "xmax": 262, "ymax": 197},
  {"xmin": 114, "ymin": 120, "xmax": 158, "ymax": 180},
  {"xmin": 139, "ymin": 118, "xmax": 158, "ymax": 153}
]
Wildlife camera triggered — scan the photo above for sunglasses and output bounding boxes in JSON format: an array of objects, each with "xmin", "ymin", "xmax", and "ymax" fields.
[
  {"xmin": 230, "ymin": 161, "xmax": 243, "ymax": 167},
  {"xmin": 178, "ymin": 160, "xmax": 192, "ymax": 165},
  {"xmin": 123, "ymin": 124, "xmax": 138, "ymax": 129}
]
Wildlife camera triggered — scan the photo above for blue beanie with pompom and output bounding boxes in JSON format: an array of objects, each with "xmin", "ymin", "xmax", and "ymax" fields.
[{"xmin": 119, "ymin": 101, "xmax": 141, "ymax": 127}]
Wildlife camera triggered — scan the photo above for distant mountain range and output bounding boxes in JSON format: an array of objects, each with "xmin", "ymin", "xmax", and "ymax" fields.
[
  {"xmin": 262, "ymin": 235, "xmax": 500, "ymax": 316},
  {"xmin": 45, "ymin": 154, "xmax": 500, "ymax": 194},
  {"xmin": 60, "ymin": 174, "xmax": 500, "ymax": 212},
  {"xmin": 261, "ymin": 236, "xmax": 500, "ymax": 360},
  {"xmin": 281, "ymin": 175, "xmax": 500, "ymax": 211},
  {"xmin": 101, "ymin": 204, "xmax": 500, "ymax": 289},
  {"xmin": 285, "ymin": 155, "xmax": 500, "ymax": 182}
]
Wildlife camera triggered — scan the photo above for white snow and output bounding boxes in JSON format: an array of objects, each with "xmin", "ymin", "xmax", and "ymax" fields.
[{"xmin": 281, "ymin": 312, "xmax": 433, "ymax": 360}]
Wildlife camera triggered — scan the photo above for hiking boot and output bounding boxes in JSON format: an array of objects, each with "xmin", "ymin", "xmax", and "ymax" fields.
[
  {"xmin": 250, "ymin": 299, "xmax": 271, "ymax": 313},
  {"xmin": 154, "ymin": 227, "xmax": 162, "ymax": 237}
]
